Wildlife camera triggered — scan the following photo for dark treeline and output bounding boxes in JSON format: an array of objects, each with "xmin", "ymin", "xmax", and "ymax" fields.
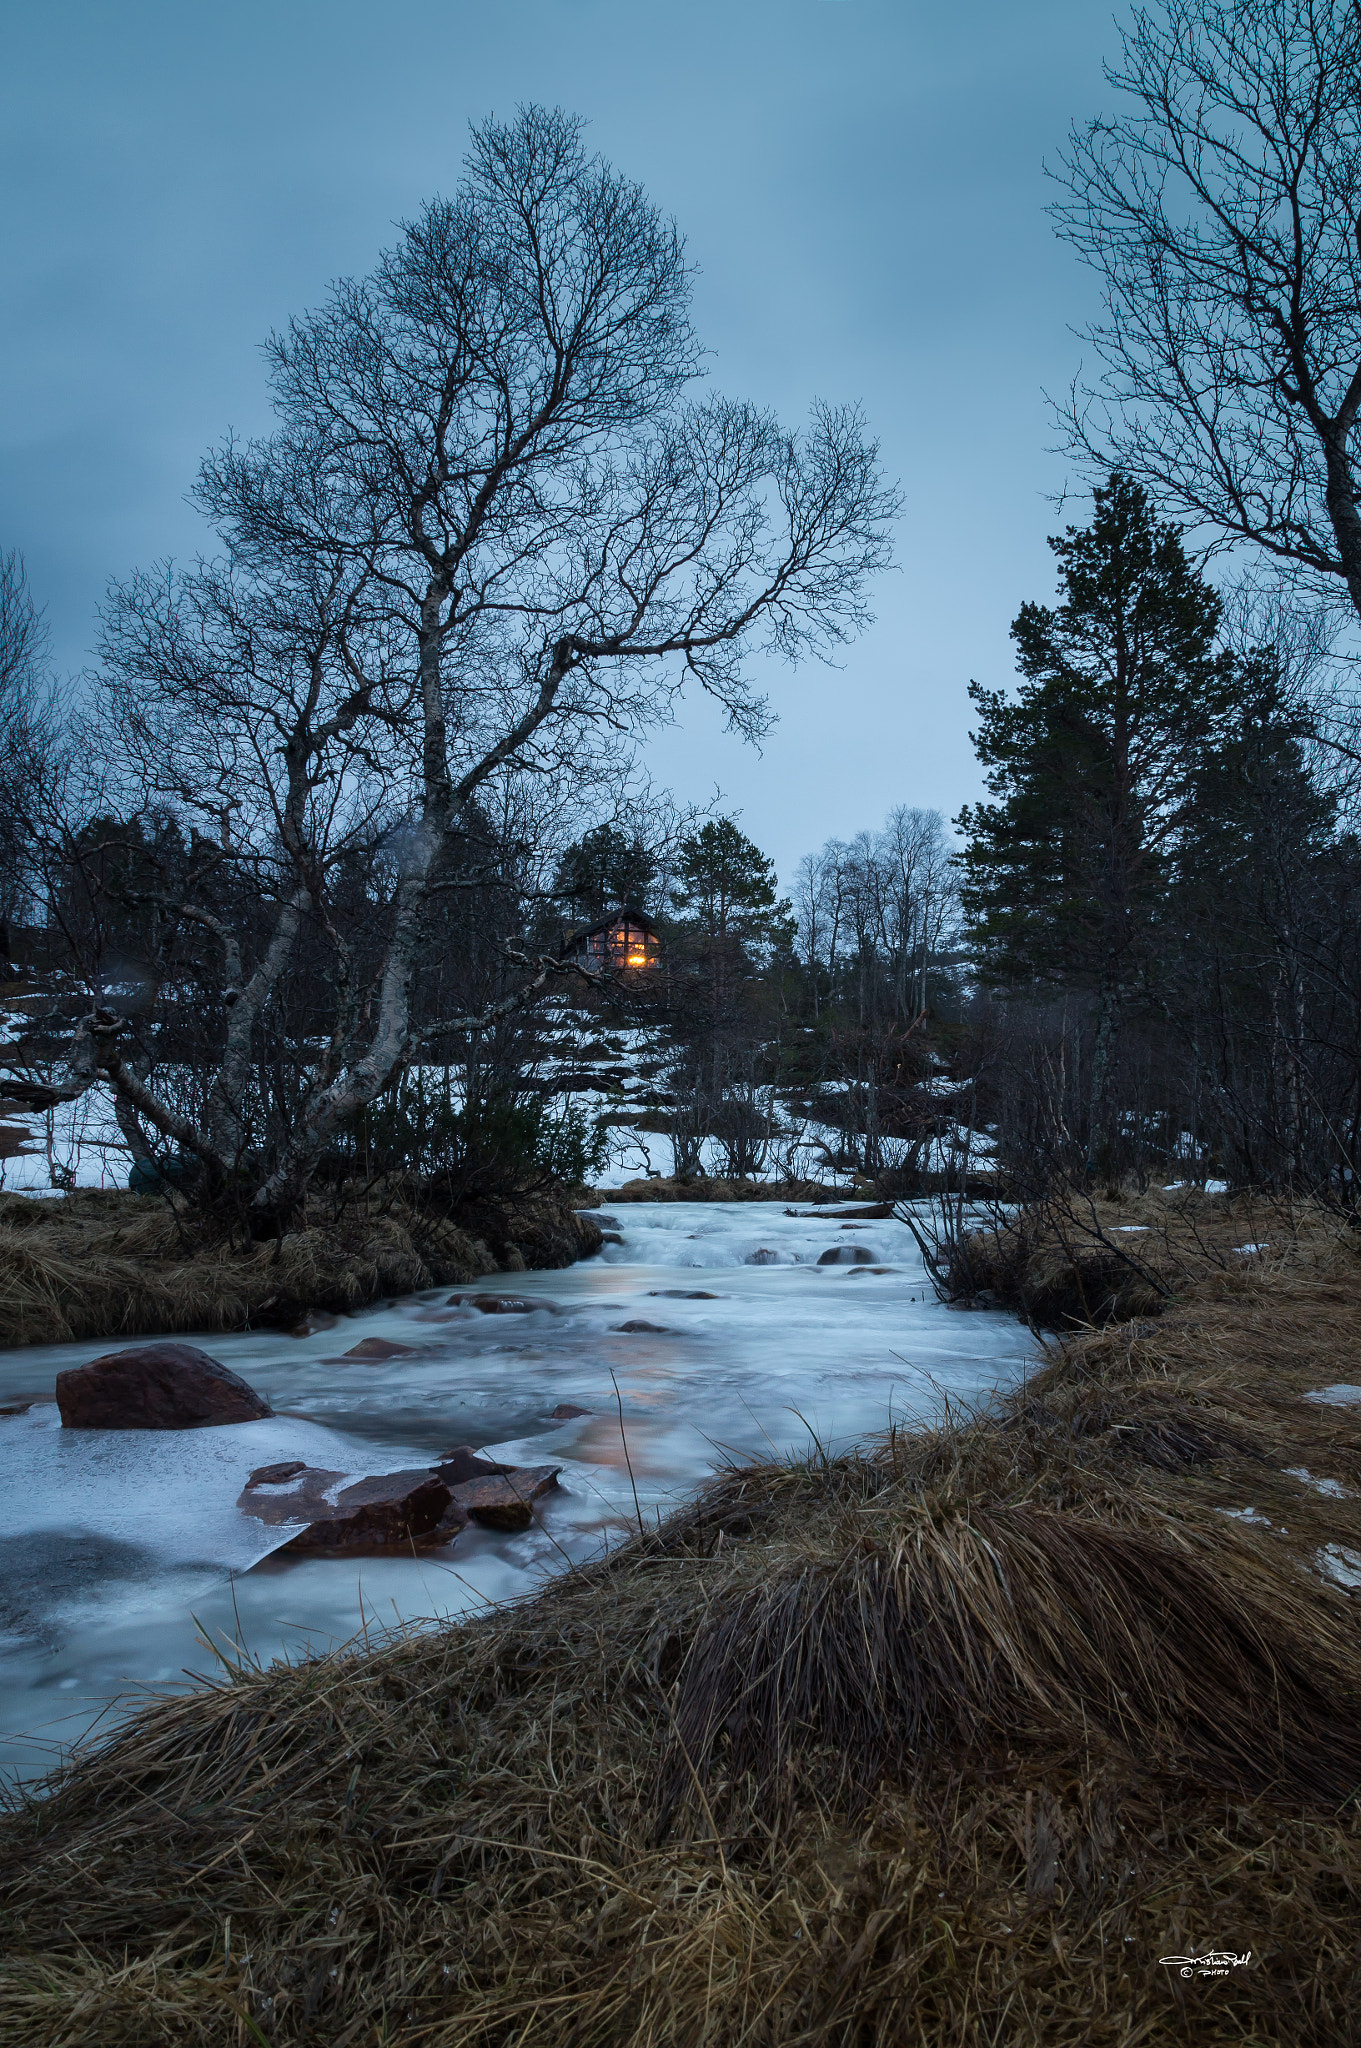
[
  {"xmin": 960, "ymin": 477, "xmax": 1361, "ymax": 1199},
  {"xmin": 530, "ymin": 473, "xmax": 1361, "ymax": 1205},
  {"xmin": 9, "ymin": 471, "xmax": 1361, "ymax": 1207}
]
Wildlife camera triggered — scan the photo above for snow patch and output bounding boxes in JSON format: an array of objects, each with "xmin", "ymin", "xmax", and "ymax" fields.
[
  {"xmin": 1318, "ymin": 1544, "xmax": 1361, "ymax": 1590},
  {"xmin": 1285, "ymin": 1467, "xmax": 1350, "ymax": 1498}
]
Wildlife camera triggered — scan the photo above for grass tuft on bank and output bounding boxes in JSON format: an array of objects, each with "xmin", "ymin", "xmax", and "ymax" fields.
[{"xmin": 0, "ymin": 1187, "xmax": 603, "ymax": 1347}]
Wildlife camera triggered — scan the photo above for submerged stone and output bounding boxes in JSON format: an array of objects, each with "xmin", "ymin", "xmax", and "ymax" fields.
[{"xmin": 448, "ymin": 1293, "xmax": 558, "ymax": 1315}]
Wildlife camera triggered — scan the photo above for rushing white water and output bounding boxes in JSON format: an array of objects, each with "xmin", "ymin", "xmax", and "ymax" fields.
[{"xmin": 0, "ymin": 1200, "xmax": 1037, "ymax": 1781}]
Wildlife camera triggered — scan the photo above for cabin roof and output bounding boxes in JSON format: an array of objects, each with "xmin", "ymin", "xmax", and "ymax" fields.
[{"xmin": 564, "ymin": 906, "xmax": 660, "ymax": 946}]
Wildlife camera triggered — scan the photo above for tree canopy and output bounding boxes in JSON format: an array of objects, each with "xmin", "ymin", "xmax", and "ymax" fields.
[
  {"xmin": 1055, "ymin": 0, "xmax": 1361, "ymax": 624},
  {"xmin": 959, "ymin": 474, "xmax": 1234, "ymax": 997},
  {"xmin": 670, "ymin": 820, "xmax": 792, "ymax": 953}
]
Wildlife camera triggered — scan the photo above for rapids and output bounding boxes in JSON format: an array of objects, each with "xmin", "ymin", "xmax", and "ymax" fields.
[{"xmin": 0, "ymin": 1200, "xmax": 1037, "ymax": 1782}]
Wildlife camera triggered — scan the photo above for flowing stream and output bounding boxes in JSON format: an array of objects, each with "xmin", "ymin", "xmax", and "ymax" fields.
[{"xmin": 0, "ymin": 1200, "xmax": 1038, "ymax": 1782}]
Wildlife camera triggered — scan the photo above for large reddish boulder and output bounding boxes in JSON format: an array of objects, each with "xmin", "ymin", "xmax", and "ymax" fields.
[{"xmin": 56, "ymin": 1343, "xmax": 273, "ymax": 1430}]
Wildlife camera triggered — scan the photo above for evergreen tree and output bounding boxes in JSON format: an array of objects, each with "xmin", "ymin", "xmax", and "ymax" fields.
[
  {"xmin": 1166, "ymin": 659, "xmax": 1338, "ymax": 1184},
  {"xmin": 1172, "ymin": 659, "xmax": 1334, "ymax": 902},
  {"xmin": 556, "ymin": 826, "xmax": 657, "ymax": 926},
  {"xmin": 958, "ymin": 475, "xmax": 1236, "ymax": 1163},
  {"xmin": 670, "ymin": 819, "xmax": 792, "ymax": 951}
]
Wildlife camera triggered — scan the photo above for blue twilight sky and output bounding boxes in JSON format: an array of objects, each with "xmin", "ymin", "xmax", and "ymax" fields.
[{"xmin": 0, "ymin": 0, "xmax": 1118, "ymax": 887}]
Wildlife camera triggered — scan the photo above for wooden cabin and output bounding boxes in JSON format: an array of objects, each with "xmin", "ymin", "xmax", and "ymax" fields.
[{"xmin": 566, "ymin": 908, "xmax": 661, "ymax": 974}]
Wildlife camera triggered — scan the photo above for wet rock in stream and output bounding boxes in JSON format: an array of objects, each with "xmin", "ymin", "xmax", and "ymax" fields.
[
  {"xmin": 278, "ymin": 1470, "xmax": 459, "ymax": 1553},
  {"xmin": 237, "ymin": 1445, "xmax": 563, "ymax": 1550},
  {"xmin": 57, "ymin": 1344, "xmax": 273, "ymax": 1430},
  {"xmin": 448, "ymin": 1466, "xmax": 561, "ymax": 1531},
  {"xmin": 432, "ymin": 1445, "xmax": 516, "ymax": 1484},
  {"xmin": 447, "ymin": 1293, "xmax": 560, "ymax": 1315}
]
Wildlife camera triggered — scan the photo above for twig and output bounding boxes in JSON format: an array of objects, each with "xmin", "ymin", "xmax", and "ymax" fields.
[{"xmin": 609, "ymin": 1367, "xmax": 645, "ymax": 1533}]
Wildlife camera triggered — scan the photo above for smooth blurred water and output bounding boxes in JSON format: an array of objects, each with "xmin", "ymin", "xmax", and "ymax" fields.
[{"xmin": 0, "ymin": 1200, "xmax": 1037, "ymax": 1782}]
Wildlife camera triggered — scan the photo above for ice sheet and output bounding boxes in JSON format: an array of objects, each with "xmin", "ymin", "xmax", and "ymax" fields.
[{"xmin": 0, "ymin": 1200, "xmax": 1038, "ymax": 1781}]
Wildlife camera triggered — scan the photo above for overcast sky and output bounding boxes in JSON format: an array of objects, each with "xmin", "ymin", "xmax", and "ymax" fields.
[{"xmin": 0, "ymin": 0, "xmax": 1117, "ymax": 887}]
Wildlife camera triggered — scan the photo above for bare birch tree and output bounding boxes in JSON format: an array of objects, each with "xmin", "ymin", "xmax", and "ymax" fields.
[
  {"xmin": 1055, "ymin": 0, "xmax": 1361, "ymax": 619},
  {"xmin": 15, "ymin": 108, "xmax": 896, "ymax": 1223}
]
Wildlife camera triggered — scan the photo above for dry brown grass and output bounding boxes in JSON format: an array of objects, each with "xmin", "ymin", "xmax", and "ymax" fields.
[
  {"xmin": 954, "ymin": 1182, "xmax": 1331, "ymax": 1326},
  {"xmin": 4, "ymin": 1197, "xmax": 1361, "ymax": 2045},
  {"xmin": 0, "ymin": 1189, "xmax": 604, "ymax": 1347}
]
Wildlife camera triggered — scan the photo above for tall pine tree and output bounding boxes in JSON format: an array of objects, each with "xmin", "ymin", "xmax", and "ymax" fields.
[{"xmin": 959, "ymin": 475, "xmax": 1236, "ymax": 1166}]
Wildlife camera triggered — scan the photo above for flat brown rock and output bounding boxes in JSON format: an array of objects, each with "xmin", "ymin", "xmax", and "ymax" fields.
[
  {"xmin": 612, "ymin": 1319, "xmax": 668, "ymax": 1333},
  {"xmin": 450, "ymin": 1465, "xmax": 561, "ymax": 1531},
  {"xmin": 248, "ymin": 1459, "xmax": 307, "ymax": 1486},
  {"xmin": 649, "ymin": 1290, "xmax": 720, "ymax": 1300},
  {"xmin": 237, "ymin": 1465, "xmax": 347, "ymax": 1525},
  {"xmin": 340, "ymin": 1337, "xmax": 420, "ymax": 1361},
  {"xmin": 279, "ymin": 1470, "xmax": 453, "ymax": 1552},
  {"xmin": 57, "ymin": 1343, "xmax": 272, "ymax": 1430},
  {"xmin": 432, "ymin": 1445, "xmax": 517, "ymax": 1484},
  {"xmin": 550, "ymin": 1403, "xmax": 590, "ymax": 1420}
]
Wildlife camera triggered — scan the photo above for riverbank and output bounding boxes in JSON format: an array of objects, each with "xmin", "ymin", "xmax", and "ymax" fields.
[
  {"xmin": 3, "ymin": 1196, "xmax": 1361, "ymax": 2044},
  {"xmin": 599, "ymin": 1172, "xmax": 862, "ymax": 1202},
  {"xmin": 0, "ymin": 1186, "xmax": 603, "ymax": 1348}
]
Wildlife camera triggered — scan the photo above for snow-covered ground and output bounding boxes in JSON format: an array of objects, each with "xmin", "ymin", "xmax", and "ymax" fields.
[
  {"xmin": 0, "ymin": 1199, "xmax": 1038, "ymax": 1781},
  {"xmin": 0, "ymin": 1086, "xmax": 129, "ymax": 1195},
  {"xmin": 0, "ymin": 992, "xmax": 991, "ymax": 1193},
  {"xmin": 1, "ymin": 990, "xmax": 132, "ymax": 1194}
]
